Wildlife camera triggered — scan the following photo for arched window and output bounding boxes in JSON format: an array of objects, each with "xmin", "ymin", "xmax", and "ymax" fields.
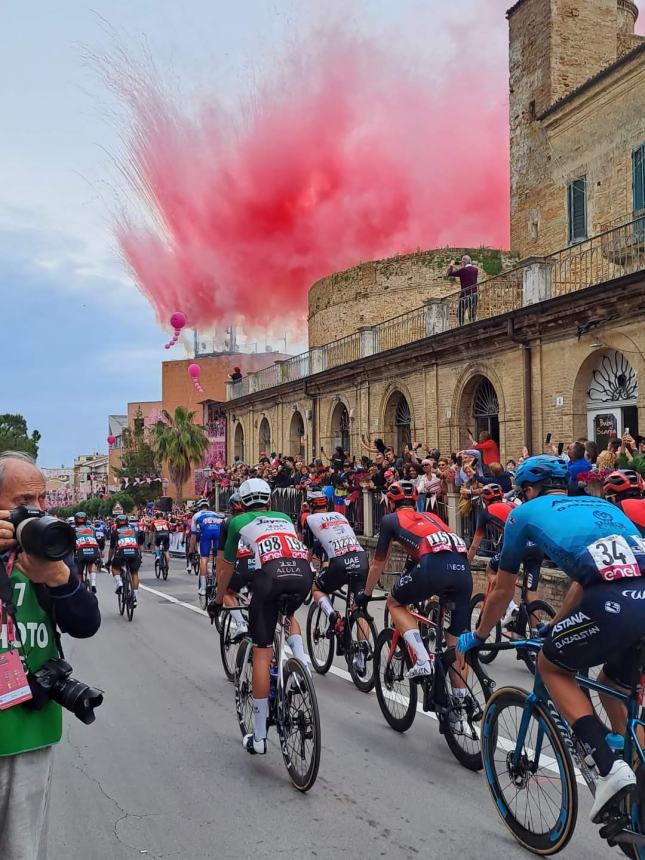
[
  {"xmin": 330, "ymin": 402, "xmax": 350, "ymax": 454},
  {"xmin": 234, "ymin": 423, "xmax": 245, "ymax": 462},
  {"xmin": 289, "ymin": 411, "xmax": 305, "ymax": 458},
  {"xmin": 258, "ymin": 417, "xmax": 271, "ymax": 455},
  {"xmin": 472, "ymin": 377, "xmax": 500, "ymax": 443},
  {"xmin": 384, "ymin": 391, "xmax": 412, "ymax": 455},
  {"xmin": 585, "ymin": 350, "xmax": 638, "ymax": 447}
]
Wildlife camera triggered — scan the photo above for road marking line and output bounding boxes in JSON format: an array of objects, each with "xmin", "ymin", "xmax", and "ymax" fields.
[{"xmin": 141, "ymin": 582, "xmax": 585, "ymax": 785}]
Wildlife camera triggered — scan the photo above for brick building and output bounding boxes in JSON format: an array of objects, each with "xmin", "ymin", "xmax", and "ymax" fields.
[{"xmin": 225, "ymin": 0, "xmax": 645, "ymax": 465}]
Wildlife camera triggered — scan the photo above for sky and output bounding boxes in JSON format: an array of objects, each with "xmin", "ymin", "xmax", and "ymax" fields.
[{"xmin": 0, "ymin": 0, "xmax": 550, "ymax": 466}]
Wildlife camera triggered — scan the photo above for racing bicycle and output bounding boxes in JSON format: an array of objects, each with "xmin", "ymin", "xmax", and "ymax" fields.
[
  {"xmin": 374, "ymin": 595, "xmax": 492, "ymax": 771},
  {"xmin": 116, "ymin": 558, "xmax": 136, "ymax": 622},
  {"xmin": 234, "ymin": 596, "xmax": 321, "ymax": 791},
  {"xmin": 218, "ymin": 588, "xmax": 251, "ymax": 681},
  {"xmin": 154, "ymin": 547, "xmax": 169, "ymax": 581},
  {"xmin": 478, "ymin": 638, "xmax": 645, "ymax": 857}
]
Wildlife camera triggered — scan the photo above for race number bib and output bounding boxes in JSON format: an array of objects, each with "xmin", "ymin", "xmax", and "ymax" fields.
[
  {"xmin": 426, "ymin": 531, "xmax": 467, "ymax": 554},
  {"xmin": 587, "ymin": 535, "xmax": 640, "ymax": 582},
  {"xmin": 257, "ymin": 533, "xmax": 308, "ymax": 565},
  {"xmin": 330, "ymin": 536, "xmax": 361, "ymax": 556}
]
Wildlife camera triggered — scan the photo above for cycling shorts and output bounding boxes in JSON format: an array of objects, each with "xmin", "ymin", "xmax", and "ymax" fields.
[
  {"xmin": 155, "ymin": 532, "xmax": 170, "ymax": 550},
  {"xmin": 249, "ymin": 561, "xmax": 313, "ymax": 648},
  {"xmin": 136, "ymin": 531, "xmax": 145, "ymax": 546},
  {"xmin": 199, "ymin": 532, "xmax": 219, "ymax": 558},
  {"xmin": 96, "ymin": 535, "xmax": 105, "ymax": 551},
  {"xmin": 314, "ymin": 552, "xmax": 368, "ymax": 595},
  {"xmin": 543, "ymin": 578, "xmax": 645, "ymax": 685},
  {"xmin": 112, "ymin": 549, "xmax": 142, "ymax": 573},
  {"xmin": 390, "ymin": 551, "xmax": 473, "ymax": 635},
  {"xmin": 75, "ymin": 548, "xmax": 98, "ymax": 567},
  {"xmin": 228, "ymin": 568, "xmax": 253, "ymax": 594},
  {"xmin": 489, "ymin": 544, "xmax": 543, "ymax": 592}
]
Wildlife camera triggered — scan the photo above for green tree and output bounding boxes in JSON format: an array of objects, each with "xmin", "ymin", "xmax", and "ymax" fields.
[
  {"xmin": 117, "ymin": 409, "xmax": 159, "ymax": 482},
  {"xmin": 0, "ymin": 414, "xmax": 41, "ymax": 458},
  {"xmin": 151, "ymin": 406, "xmax": 209, "ymax": 502}
]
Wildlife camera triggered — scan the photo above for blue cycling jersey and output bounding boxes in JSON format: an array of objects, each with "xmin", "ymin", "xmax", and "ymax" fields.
[
  {"xmin": 191, "ymin": 510, "xmax": 223, "ymax": 536},
  {"xmin": 499, "ymin": 494, "xmax": 645, "ymax": 587}
]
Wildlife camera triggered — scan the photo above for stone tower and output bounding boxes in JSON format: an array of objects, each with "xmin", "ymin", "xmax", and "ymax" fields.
[{"xmin": 508, "ymin": 0, "xmax": 638, "ymax": 257}]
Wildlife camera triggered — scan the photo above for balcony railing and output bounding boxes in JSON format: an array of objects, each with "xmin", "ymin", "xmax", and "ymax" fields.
[{"xmin": 227, "ymin": 216, "xmax": 645, "ymax": 400}]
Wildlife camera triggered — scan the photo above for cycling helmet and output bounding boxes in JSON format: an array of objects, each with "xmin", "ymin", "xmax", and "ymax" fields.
[
  {"xmin": 306, "ymin": 489, "xmax": 328, "ymax": 510},
  {"xmin": 480, "ymin": 484, "xmax": 504, "ymax": 504},
  {"xmin": 196, "ymin": 498, "xmax": 210, "ymax": 510},
  {"xmin": 74, "ymin": 511, "xmax": 87, "ymax": 525},
  {"xmin": 66, "ymin": 516, "xmax": 75, "ymax": 525},
  {"xmin": 238, "ymin": 478, "xmax": 272, "ymax": 509},
  {"xmin": 386, "ymin": 480, "xmax": 418, "ymax": 507},
  {"xmin": 300, "ymin": 500, "xmax": 311, "ymax": 515},
  {"xmin": 228, "ymin": 492, "xmax": 244, "ymax": 513},
  {"xmin": 514, "ymin": 456, "xmax": 568, "ymax": 491},
  {"xmin": 603, "ymin": 469, "xmax": 644, "ymax": 498},
  {"xmin": 115, "ymin": 514, "xmax": 128, "ymax": 527}
]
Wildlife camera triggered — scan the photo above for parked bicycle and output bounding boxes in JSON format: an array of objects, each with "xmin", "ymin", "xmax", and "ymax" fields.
[
  {"xmin": 468, "ymin": 568, "xmax": 555, "ymax": 673},
  {"xmin": 116, "ymin": 558, "xmax": 136, "ymax": 622},
  {"xmin": 374, "ymin": 596, "xmax": 491, "ymax": 771},
  {"xmin": 478, "ymin": 637, "xmax": 645, "ymax": 857},
  {"xmin": 306, "ymin": 572, "xmax": 381, "ymax": 692},
  {"xmin": 234, "ymin": 596, "xmax": 321, "ymax": 791}
]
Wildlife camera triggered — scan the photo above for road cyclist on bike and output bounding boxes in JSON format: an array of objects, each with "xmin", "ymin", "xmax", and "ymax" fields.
[
  {"xmin": 467, "ymin": 483, "xmax": 544, "ymax": 627},
  {"xmin": 190, "ymin": 499, "xmax": 223, "ymax": 596},
  {"xmin": 604, "ymin": 469, "xmax": 645, "ymax": 536},
  {"xmin": 211, "ymin": 492, "xmax": 252, "ymax": 637},
  {"xmin": 458, "ymin": 454, "xmax": 645, "ymax": 823},
  {"xmin": 108, "ymin": 513, "xmax": 142, "ymax": 607},
  {"xmin": 153, "ymin": 511, "xmax": 171, "ymax": 574},
  {"xmin": 362, "ymin": 480, "xmax": 472, "ymax": 681},
  {"xmin": 73, "ymin": 512, "xmax": 99, "ymax": 593},
  {"xmin": 302, "ymin": 489, "xmax": 371, "ymax": 677},
  {"xmin": 213, "ymin": 478, "xmax": 313, "ymax": 756},
  {"xmin": 93, "ymin": 518, "xmax": 108, "ymax": 569}
]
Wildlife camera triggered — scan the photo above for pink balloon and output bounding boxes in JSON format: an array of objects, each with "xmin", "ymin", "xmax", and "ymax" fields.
[
  {"xmin": 164, "ymin": 343, "xmax": 171, "ymax": 349},
  {"xmin": 188, "ymin": 363, "xmax": 201, "ymax": 379},
  {"xmin": 107, "ymin": 435, "xmax": 116, "ymax": 445},
  {"xmin": 170, "ymin": 312, "xmax": 186, "ymax": 330}
]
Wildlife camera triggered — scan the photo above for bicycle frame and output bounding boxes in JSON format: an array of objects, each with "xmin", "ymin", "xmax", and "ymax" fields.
[{"xmin": 387, "ymin": 602, "xmax": 445, "ymax": 667}]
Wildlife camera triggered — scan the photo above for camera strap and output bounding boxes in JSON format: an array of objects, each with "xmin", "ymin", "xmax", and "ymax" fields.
[{"xmin": 0, "ymin": 553, "xmax": 19, "ymax": 641}]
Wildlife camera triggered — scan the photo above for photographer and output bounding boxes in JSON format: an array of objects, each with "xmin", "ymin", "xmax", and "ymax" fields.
[{"xmin": 0, "ymin": 452, "xmax": 101, "ymax": 860}]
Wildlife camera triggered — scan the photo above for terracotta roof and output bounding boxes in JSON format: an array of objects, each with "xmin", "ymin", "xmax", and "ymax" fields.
[{"xmin": 538, "ymin": 39, "xmax": 645, "ymax": 119}]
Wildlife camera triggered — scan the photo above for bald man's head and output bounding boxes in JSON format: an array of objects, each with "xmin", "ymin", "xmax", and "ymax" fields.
[{"xmin": 0, "ymin": 452, "xmax": 46, "ymax": 511}]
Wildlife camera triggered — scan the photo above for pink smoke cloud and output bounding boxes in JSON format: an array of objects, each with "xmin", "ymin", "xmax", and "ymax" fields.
[{"xmin": 113, "ymin": 23, "xmax": 510, "ymax": 332}]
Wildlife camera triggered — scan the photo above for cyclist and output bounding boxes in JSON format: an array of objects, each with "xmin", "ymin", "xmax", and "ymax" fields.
[
  {"xmin": 603, "ymin": 469, "xmax": 645, "ymax": 536},
  {"xmin": 301, "ymin": 489, "xmax": 370, "ymax": 676},
  {"xmin": 214, "ymin": 478, "xmax": 312, "ymax": 756},
  {"xmin": 153, "ymin": 510, "xmax": 171, "ymax": 573},
  {"xmin": 73, "ymin": 512, "xmax": 99, "ymax": 593},
  {"xmin": 182, "ymin": 510, "xmax": 193, "ymax": 572},
  {"xmin": 190, "ymin": 499, "xmax": 223, "ymax": 595},
  {"xmin": 212, "ymin": 493, "xmax": 252, "ymax": 636},
  {"xmin": 361, "ymin": 480, "xmax": 472, "ymax": 680},
  {"xmin": 467, "ymin": 483, "xmax": 544, "ymax": 626},
  {"xmin": 94, "ymin": 518, "xmax": 108, "ymax": 569},
  {"xmin": 108, "ymin": 513, "xmax": 142, "ymax": 606},
  {"xmin": 136, "ymin": 513, "xmax": 146, "ymax": 553},
  {"xmin": 459, "ymin": 455, "xmax": 645, "ymax": 823}
]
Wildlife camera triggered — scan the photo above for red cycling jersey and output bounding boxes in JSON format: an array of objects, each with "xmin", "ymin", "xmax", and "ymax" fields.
[
  {"xmin": 374, "ymin": 507, "xmax": 466, "ymax": 563},
  {"xmin": 620, "ymin": 498, "xmax": 645, "ymax": 537}
]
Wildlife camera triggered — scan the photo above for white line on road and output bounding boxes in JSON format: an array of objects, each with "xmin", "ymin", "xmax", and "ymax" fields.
[{"xmin": 140, "ymin": 582, "xmax": 585, "ymax": 786}]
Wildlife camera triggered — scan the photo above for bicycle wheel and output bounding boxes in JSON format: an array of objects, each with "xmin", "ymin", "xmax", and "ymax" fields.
[
  {"xmin": 220, "ymin": 613, "xmax": 240, "ymax": 682},
  {"xmin": 481, "ymin": 686, "xmax": 578, "ymax": 854},
  {"xmin": 437, "ymin": 651, "xmax": 491, "ymax": 771},
  {"xmin": 278, "ymin": 657, "xmax": 321, "ymax": 792},
  {"xmin": 125, "ymin": 571, "xmax": 135, "ymax": 622},
  {"xmin": 469, "ymin": 593, "xmax": 500, "ymax": 664},
  {"xmin": 154, "ymin": 558, "xmax": 161, "ymax": 579},
  {"xmin": 621, "ymin": 766, "xmax": 645, "ymax": 860},
  {"xmin": 374, "ymin": 627, "xmax": 417, "ymax": 732},
  {"xmin": 347, "ymin": 610, "xmax": 378, "ymax": 693},
  {"xmin": 234, "ymin": 638, "xmax": 254, "ymax": 737},
  {"xmin": 305, "ymin": 603, "xmax": 334, "ymax": 675},
  {"xmin": 516, "ymin": 600, "xmax": 555, "ymax": 674},
  {"xmin": 118, "ymin": 572, "xmax": 126, "ymax": 616},
  {"xmin": 162, "ymin": 557, "xmax": 169, "ymax": 581}
]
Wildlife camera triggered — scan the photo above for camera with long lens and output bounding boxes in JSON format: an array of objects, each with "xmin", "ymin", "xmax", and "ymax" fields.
[
  {"xmin": 25, "ymin": 658, "xmax": 104, "ymax": 725},
  {"xmin": 8, "ymin": 505, "xmax": 76, "ymax": 560}
]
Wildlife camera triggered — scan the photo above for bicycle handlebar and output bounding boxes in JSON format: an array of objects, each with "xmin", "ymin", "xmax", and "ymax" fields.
[{"xmin": 474, "ymin": 638, "xmax": 543, "ymax": 654}]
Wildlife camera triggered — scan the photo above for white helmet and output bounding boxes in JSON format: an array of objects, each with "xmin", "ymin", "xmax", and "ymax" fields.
[{"xmin": 238, "ymin": 478, "xmax": 271, "ymax": 509}]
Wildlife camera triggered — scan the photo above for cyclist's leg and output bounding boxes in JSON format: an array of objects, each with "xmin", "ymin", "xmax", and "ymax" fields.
[
  {"xmin": 312, "ymin": 559, "xmax": 345, "ymax": 626},
  {"xmin": 129, "ymin": 553, "xmax": 142, "ymax": 602},
  {"xmin": 280, "ymin": 564, "xmax": 313, "ymax": 665},
  {"xmin": 246, "ymin": 571, "xmax": 276, "ymax": 749},
  {"xmin": 111, "ymin": 554, "xmax": 124, "ymax": 592},
  {"xmin": 223, "ymin": 570, "xmax": 247, "ymax": 631},
  {"xmin": 164, "ymin": 536, "xmax": 170, "ymax": 568},
  {"xmin": 388, "ymin": 559, "xmax": 435, "ymax": 674},
  {"xmin": 154, "ymin": 536, "xmax": 161, "ymax": 561},
  {"xmin": 488, "ymin": 554, "xmax": 516, "ymax": 623},
  {"xmin": 198, "ymin": 535, "xmax": 210, "ymax": 592},
  {"xmin": 523, "ymin": 549, "xmax": 543, "ymax": 623},
  {"xmin": 89, "ymin": 559, "xmax": 97, "ymax": 590}
]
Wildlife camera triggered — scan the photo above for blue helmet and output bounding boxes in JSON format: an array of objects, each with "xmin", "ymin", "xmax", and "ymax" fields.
[{"xmin": 515, "ymin": 455, "xmax": 568, "ymax": 490}]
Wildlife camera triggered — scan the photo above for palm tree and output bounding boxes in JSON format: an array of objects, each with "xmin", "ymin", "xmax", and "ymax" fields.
[{"xmin": 151, "ymin": 407, "xmax": 209, "ymax": 501}]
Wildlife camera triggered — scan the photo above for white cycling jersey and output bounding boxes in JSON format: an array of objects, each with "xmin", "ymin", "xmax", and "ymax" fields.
[{"xmin": 303, "ymin": 512, "xmax": 362, "ymax": 559}]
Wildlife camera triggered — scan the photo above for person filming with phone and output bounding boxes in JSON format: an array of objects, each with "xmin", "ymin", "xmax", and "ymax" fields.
[{"xmin": 0, "ymin": 452, "xmax": 101, "ymax": 860}]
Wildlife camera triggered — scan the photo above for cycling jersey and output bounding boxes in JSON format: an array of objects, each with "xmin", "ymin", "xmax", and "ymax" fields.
[
  {"xmin": 218, "ymin": 516, "xmax": 256, "ymax": 583},
  {"xmin": 301, "ymin": 512, "xmax": 362, "ymax": 561},
  {"xmin": 191, "ymin": 509, "xmax": 223, "ymax": 557},
  {"xmin": 499, "ymin": 495, "xmax": 645, "ymax": 587},
  {"xmin": 153, "ymin": 518, "xmax": 170, "ymax": 533},
  {"xmin": 476, "ymin": 500, "xmax": 544, "ymax": 586},
  {"xmin": 476, "ymin": 501, "xmax": 513, "ymax": 532},
  {"xmin": 223, "ymin": 511, "xmax": 308, "ymax": 572},
  {"xmin": 110, "ymin": 526, "xmax": 140, "ymax": 555},
  {"xmin": 618, "ymin": 498, "xmax": 645, "ymax": 537},
  {"xmin": 374, "ymin": 508, "xmax": 467, "ymax": 564},
  {"xmin": 75, "ymin": 526, "xmax": 98, "ymax": 555}
]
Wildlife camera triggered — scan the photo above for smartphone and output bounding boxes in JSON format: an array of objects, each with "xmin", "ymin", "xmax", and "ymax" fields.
[
  {"xmin": 456, "ymin": 455, "xmax": 463, "ymax": 467},
  {"xmin": 557, "ymin": 442, "xmax": 565, "ymax": 456},
  {"xmin": 625, "ymin": 427, "xmax": 630, "ymax": 436},
  {"xmin": 545, "ymin": 432, "xmax": 552, "ymax": 445}
]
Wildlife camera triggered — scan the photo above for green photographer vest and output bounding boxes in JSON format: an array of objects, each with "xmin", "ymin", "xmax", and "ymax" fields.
[{"xmin": 0, "ymin": 566, "xmax": 62, "ymax": 757}]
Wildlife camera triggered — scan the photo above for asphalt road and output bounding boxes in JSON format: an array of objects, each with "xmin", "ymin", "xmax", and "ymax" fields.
[{"xmin": 48, "ymin": 554, "xmax": 611, "ymax": 860}]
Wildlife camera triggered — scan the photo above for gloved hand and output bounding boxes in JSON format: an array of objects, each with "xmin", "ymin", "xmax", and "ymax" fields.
[
  {"xmin": 354, "ymin": 590, "xmax": 370, "ymax": 610},
  {"xmin": 457, "ymin": 631, "xmax": 485, "ymax": 655},
  {"xmin": 536, "ymin": 621, "xmax": 552, "ymax": 638}
]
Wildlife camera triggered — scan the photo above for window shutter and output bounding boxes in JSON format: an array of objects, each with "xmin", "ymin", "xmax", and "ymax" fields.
[
  {"xmin": 567, "ymin": 177, "xmax": 587, "ymax": 243},
  {"xmin": 633, "ymin": 145, "xmax": 645, "ymax": 214}
]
